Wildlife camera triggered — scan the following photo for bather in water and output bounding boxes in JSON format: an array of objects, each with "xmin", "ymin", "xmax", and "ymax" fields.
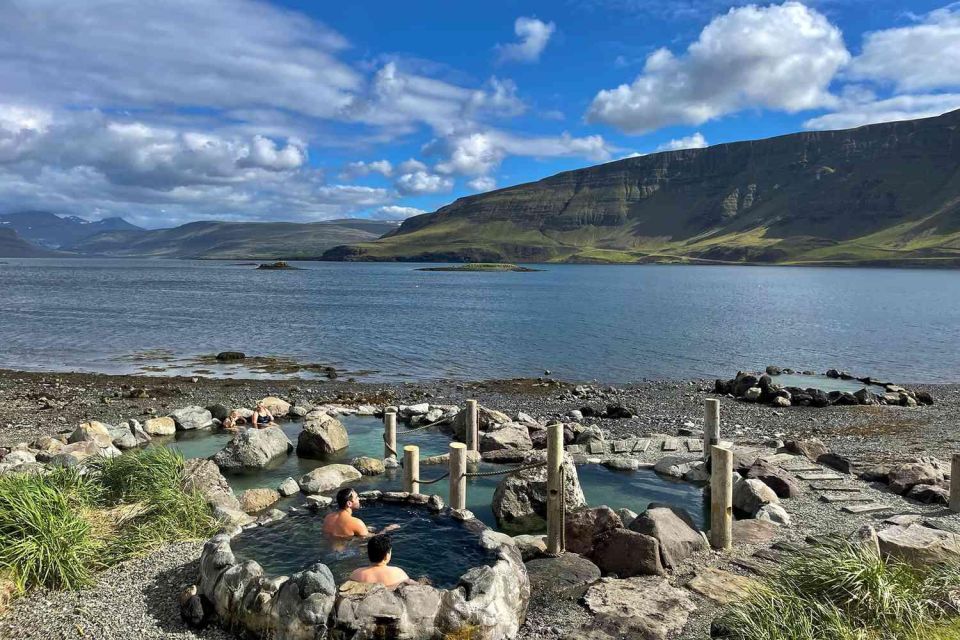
[{"xmin": 349, "ymin": 534, "xmax": 410, "ymax": 588}]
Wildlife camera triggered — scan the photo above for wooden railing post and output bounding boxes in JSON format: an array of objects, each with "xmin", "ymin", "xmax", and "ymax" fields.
[
  {"xmin": 546, "ymin": 423, "xmax": 565, "ymax": 556},
  {"xmin": 710, "ymin": 445, "xmax": 733, "ymax": 550},
  {"xmin": 449, "ymin": 442, "xmax": 467, "ymax": 511},
  {"xmin": 384, "ymin": 410, "xmax": 397, "ymax": 459},
  {"xmin": 704, "ymin": 398, "xmax": 720, "ymax": 460},
  {"xmin": 403, "ymin": 445, "xmax": 419, "ymax": 494},
  {"xmin": 466, "ymin": 399, "xmax": 479, "ymax": 452}
]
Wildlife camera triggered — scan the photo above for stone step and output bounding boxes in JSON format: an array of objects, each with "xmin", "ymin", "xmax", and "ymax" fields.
[
  {"xmin": 796, "ymin": 472, "xmax": 845, "ymax": 481},
  {"xmin": 687, "ymin": 439, "xmax": 703, "ymax": 453},
  {"xmin": 662, "ymin": 438, "xmax": 679, "ymax": 452},
  {"xmin": 588, "ymin": 442, "xmax": 607, "ymax": 455},
  {"xmin": 752, "ymin": 548, "xmax": 785, "ymax": 563},
  {"xmin": 782, "ymin": 464, "xmax": 823, "ymax": 472},
  {"xmin": 805, "ymin": 534, "xmax": 846, "ymax": 547},
  {"xmin": 730, "ymin": 557, "xmax": 773, "ymax": 576},
  {"xmin": 842, "ymin": 503, "xmax": 893, "ymax": 514},
  {"xmin": 923, "ymin": 520, "xmax": 960, "ymax": 535},
  {"xmin": 820, "ymin": 493, "xmax": 872, "ymax": 503},
  {"xmin": 565, "ymin": 444, "xmax": 583, "ymax": 454},
  {"xmin": 810, "ymin": 483, "xmax": 862, "ymax": 492},
  {"xmin": 772, "ymin": 541, "xmax": 805, "ymax": 554},
  {"xmin": 612, "ymin": 440, "xmax": 632, "ymax": 454},
  {"xmin": 632, "ymin": 438, "xmax": 650, "ymax": 454}
]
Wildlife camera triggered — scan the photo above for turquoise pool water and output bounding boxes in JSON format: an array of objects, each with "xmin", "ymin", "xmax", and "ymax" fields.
[
  {"xmin": 230, "ymin": 503, "xmax": 498, "ymax": 588},
  {"xmin": 159, "ymin": 415, "xmax": 706, "ymax": 530}
]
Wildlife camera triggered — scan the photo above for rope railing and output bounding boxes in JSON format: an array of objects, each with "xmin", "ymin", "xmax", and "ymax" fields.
[
  {"xmin": 382, "ymin": 434, "xmax": 402, "ymax": 465},
  {"xmin": 396, "ymin": 417, "xmax": 448, "ymax": 435},
  {"xmin": 461, "ymin": 460, "xmax": 546, "ymax": 478},
  {"xmin": 409, "ymin": 471, "xmax": 450, "ymax": 486}
]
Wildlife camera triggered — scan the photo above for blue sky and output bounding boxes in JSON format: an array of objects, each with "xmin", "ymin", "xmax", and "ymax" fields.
[{"xmin": 0, "ymin": 0, "xmax": 957, "ymax": 228}]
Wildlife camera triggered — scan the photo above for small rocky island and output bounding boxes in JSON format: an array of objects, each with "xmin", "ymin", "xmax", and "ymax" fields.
[
  {"xmin": 416, "ymin": 263, "xmax": 541, "ymax": 272},
  {"xmin": 256, "ymin": 261, "xmax": 300, "ymax": 270}
]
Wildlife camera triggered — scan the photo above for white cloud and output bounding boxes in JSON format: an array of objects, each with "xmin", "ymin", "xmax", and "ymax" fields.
[
  {"xmin": 376, "ymin": 205, "xmax": 426, "ymax": 219},
  {"xmin": 434, "ymin": 130, "xmax": 614, "ymax": 177},
  {"xmin": 394, "ymin": 170, "xmax": 454, "ymax": 195},
  {"xmin": 847, "ymin": 7, "xmax": 960, "ymax": 92},
  {"xmin": 339, "ymin": 159, "xmax": 393, "ymax": 180},
  {"xmin": 803, "ymin": 93, "xmax": 960, "ymax": 130},
  {"xmin": 655, "ymin": 132, "xmax": 708, "ymax": 151},
  {"xmin": 496, "ymin": 17, "xmax": 556, "ymax": 64},
  {"xmin": 397, "ymin": 158, "xmax": 429, "ymax": 174},
  {"xmin": 586, "ymin": 2, "xmax": 850, "ymax": 133},
  {"xmin": 468, "ymin": 176, "xmax": 497, "ymax": 192}
]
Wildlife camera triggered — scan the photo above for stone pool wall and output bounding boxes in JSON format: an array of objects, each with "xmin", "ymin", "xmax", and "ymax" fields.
[{"xmin": 195, "ymin": 492, "xmax": 530, "ymax": 640}]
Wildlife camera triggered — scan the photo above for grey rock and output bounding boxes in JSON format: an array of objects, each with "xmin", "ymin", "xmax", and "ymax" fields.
[
  {"xmin": 756, "ymin": 503, "xmax": 791, "ymax": 525},
  {"xmin": 297, "ymin": 410, "xmax": 349, "ymax": 458},
  {"xmin": 584, "ymin": 577, "xmax": 696, "ymax": 640},
  {"xmin": 564, "ymin": 506, "xmax": 623, "ymax": 556},
  {"xmin": 212, "ymin": 427, "xmax": 293, "ymax": 472},
  {"xmin": 492, "ymin": 454, "xmax": 586, "ymax": 533},
  {"xmin": 171, "ymin": 406, "xmax": 215, "ymax": 431},
  {"xmin": 888, "ymin": 461, "xmax": 944, "ymax": 494},
  {"xmin": 733, "ymin": 476, "xmax": 779, "ymax": 516},
  {"xmin": 591, "ymin": 529, "xmax": 664, "ymax": 577},
  {"xmin": 878, "ymin": 524, "xmax": 960, "ymax": 567},
  {"xmin": 277, "ymin": 477, "xmax": 300, "ymax": 497},
  {"xmin": 183, "ymin": 458, "xmax": 241, "ymax": 511},
  {"xmin": 525, "ymin": 553, "xmax": 600, "ymax": 600},
  {"xmin": 629, "ymin": 507, "xmax": 707, "ymax": 568},
  {"xmin": 299, "ymin": 464, "xmax": 361, "ymax": 494},
  {"xmin": 480, "ymin": 422, "xmax": 533, "ymax": 453}
]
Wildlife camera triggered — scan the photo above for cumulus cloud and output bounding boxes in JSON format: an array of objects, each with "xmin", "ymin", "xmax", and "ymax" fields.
[
  {"xmin": 339, "ymin": 159, "xmax": 393, "ymax": 180},
  {"xmin": 434, "ymin": 130, "xmax": 613, "ymax": 177},
  {"xmin": 397, "ymin": 158, "xmax": 429, "ymax": 174},
  {"xmin": 468, "ymin": 176, "xmax": 497, "ymax": 192},
  {"xmin": 586, "ymin": 2, "xmax": 850, "ymax": 133},
  {"xmin": 847, "ymin": 7, "xmax": 960, "ymax": 92},
  {"xmin": 803, "ymin": 93, "xmax": 960, "ymax": 130},
  {"xmin": 655, "ymin": 132, "xmax": 708, "ymax": 151},
  {"xmin": 375, "ymin": 205, "xmax": 426, "ymax": 219},
  {"xmin": 496, "ymin": 17, "xmax": 556, "ymax": 64},
  {"xmin": 394, "ymin": 170, "xmax": 454, "ymax": 195}
]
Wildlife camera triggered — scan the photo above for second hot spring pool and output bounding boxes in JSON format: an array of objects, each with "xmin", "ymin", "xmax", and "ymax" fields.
[{"xmin": 229, "ymin": 503, "xmax": 498, "ymax": 589}]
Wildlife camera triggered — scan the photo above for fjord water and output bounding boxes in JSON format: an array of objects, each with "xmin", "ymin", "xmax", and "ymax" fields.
[{"xmin": 0, "ymin": 258, "xmax": 958, "ymax": 382}]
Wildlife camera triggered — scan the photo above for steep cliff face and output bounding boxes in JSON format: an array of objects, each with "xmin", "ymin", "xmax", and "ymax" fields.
[{"xmin": 325, "ymin": 109, "xmax": 960, "ymax": 266}]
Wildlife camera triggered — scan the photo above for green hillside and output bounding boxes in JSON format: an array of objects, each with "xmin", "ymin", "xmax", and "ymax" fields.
[{"xmin": 324, "ymin": 109, "xmax": 960, "ymax": 267}]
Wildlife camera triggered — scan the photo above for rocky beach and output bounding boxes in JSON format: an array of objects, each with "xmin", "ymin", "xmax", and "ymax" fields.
[{"xmin": 2, "ymin": 367, "xmax": 959, "ymax": 639}]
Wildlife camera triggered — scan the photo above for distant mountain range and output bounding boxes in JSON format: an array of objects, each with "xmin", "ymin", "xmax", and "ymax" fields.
[
  {"xmin": 323, "ymin": 108, "xmax": 960, "ymax": 267},
  {"xmin": 0, "ymin": 213, "xmax": 400, "ymax": 259}
]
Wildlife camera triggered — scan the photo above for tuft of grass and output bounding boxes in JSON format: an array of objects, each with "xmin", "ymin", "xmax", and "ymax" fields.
[
  {"xmin": 0, "ymin": 449, "xmax": 217, "ymax": 593},
  {"xmin": 0, "ymin": 470, "xmax": 101, "ymax": 590},
  {"xmin": 716, "ymin": 542, "xmax": 960, "ymax": 640}
]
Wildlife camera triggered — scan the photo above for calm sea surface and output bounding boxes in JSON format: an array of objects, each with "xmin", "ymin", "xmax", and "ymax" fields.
[{"xmin": 0, "ymin": 259, "xmax": 957, "ymax": 383}]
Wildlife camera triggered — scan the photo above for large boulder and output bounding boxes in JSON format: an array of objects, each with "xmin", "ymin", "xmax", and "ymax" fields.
[
  {"xmin": 653, "ymin": 456, "xmax": 700, "ymax": 479},
  {"xmin": 238, "ymin": 488, "xmax": 281, "ymax": 514},
  {"xmin": 629, "ymin": 507, "xmax": 707, "ymax": 569},
  {"xmin": 351, "ymin": 456, "xmax": 385, "ymax": 476},
  {"xmin": 784, "ymin": 438, "xmax": 829, "ymax": 461},
  {"xmin": 583, "ymin": 577, "xmax": 695, "ymax": 640},
  {"xmin": 299, "ymin": 464, "xmax": 362, "ymax": 494},
  {"xmin": 258, "ymin": 396, "xmax": 291, "ymax": 418},
  {"xmin": 143, "ymin": 416, "xmax": 176, "ymax": 436},
  {"xmin": 297, "ymin": 411, "xmax": 349, "ymax": 458},
  {"xmin": 590, "ymin": 529, "xmax": 664, "ymax": 577},
  {"xmin": 746, "ymin": 460, "xmax": 801, "ymax": 498},
  {"xmin": 564, "ymin": 506, "xmax": 623, "ymax": 556},
  {"xmin": 888, "ymin": 461, "xmax": 944, "ymax": 495},
  {"xmin": 492, "ymin": 455, "xmax": 586, "ymax": 533},
  {"xmin": 212, "ymin": 427, "xmax": 292, "ymax": 473},
  {"xmin": 878, "ymin": 524, "xmax": 960, "ymax": 567},
  {"xmin": 733, "ymin": 477, "xmax": 779, "ymax": 516},
  {"xmin": 171, "ymin": 406, "xmax": 215, "ymax": 431},
  {"xmin": 182, "ymin": 458, "xmax": 241, "ymax": 511},
  {"xmin": 525, "ymin": 553, "xmax": 600, "ymax": 600},
  {"xmin": 68, "ymin": 421, "xmax": 113, "ymax": 447},
  {"xmin": 449, "ymin": 404, "xmax": 511, "ymax": 440},
  {"xmin": 479, "ymin": 423, "xmax": 533, "ymax": 453}
]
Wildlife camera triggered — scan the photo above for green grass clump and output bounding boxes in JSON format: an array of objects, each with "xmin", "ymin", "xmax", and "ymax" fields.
[
  {"xmin": 716, "ymin": 542, "xmax": 960, "ymax": 640},
  {"xmin": 0, "ymin": 469, "xmax": 101, "ymax": 590},
  {"xmin": 0, "ymin": 449, "xmax": 218, "ymax": 592}
]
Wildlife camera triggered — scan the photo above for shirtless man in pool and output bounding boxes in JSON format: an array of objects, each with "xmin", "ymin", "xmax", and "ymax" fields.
[
  {"xmin": 349, "ymin": 534, "xmax": 410, "ymax": 588},
  {"xmin": 322, "ymin": 488, "xmax": 400, "ymax": 538}
]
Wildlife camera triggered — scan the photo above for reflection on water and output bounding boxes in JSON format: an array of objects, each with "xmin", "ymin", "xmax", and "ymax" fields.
[
  {"xmin": 159, "ymin": 414, "xmax": 706, "ymax": 530},
  {"xmin": 230, "ymin": 504, "xmax": 497, "ymax": 588}
]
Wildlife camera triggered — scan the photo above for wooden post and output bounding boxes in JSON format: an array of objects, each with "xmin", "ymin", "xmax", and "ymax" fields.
[
  {"xmin": 710, "ymin": 445, "xmax": 733, "ymax": 550},
  {"xmin": 466, "ymin": 399, "xmax": 479, "ymax": 452},
  {"xmin": 384, "ymin": 410, "xmax": 397, "ymax": 459},
  {"xmin": 704, "ymin": 398, "xmax": 720, "ymax": 459},
  {"xmin": 449, "ymin": 442, "xmax": 467, "ymax": 511},
  {"xmin": 403, "ymin": 445, "xmax": 419, "ymax": 494},
  {"xmin": 546, "ymin": 423, "xmax": 565, "ymax": 556},
  {"xmin": 951, "ymin": 454, "xmax": 960, "ymax": 513}
]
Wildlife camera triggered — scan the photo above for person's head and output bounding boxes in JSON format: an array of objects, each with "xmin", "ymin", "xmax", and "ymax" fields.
[
  {"xmin": 368, "ymin": 534, "xmax": 392, "ymax": 565},
  {"xmin": 256, "ymin": 401, "xmax": 267, "ymax": 411},
  {"xmin": 336, "ymin": 487, "xmax": 358, "ymax": 511}
]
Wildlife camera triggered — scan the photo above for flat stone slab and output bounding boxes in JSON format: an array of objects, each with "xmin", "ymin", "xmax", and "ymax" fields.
[
  {"xmin": 687, "ymin": 439, "xmax": 703, "ymax": 453},
  {"xmin": 732, "ymin": 519, "xmax": 779, "ymax": 545},
  {"xmin": 782, "ymin": 464, "xmax": 823, "ymax": 472},
  {"xmin": 842, "ymin": 503, "xmax": 893, "ymax": 514},
  {"xmin": 589, "ymin": 442, "xmax": 607, "ymax": 455},
  {"xmin": 797, "ymin": 472, "xmax": 845, "ymax": 481},
  {"xmin": 878, "ymin": 523, "xmax": 960, "ymax": 566},
  {"xmin": 566, "ymin": 444, "xmax": 583, "ymax": 454},
  {"xmin": 753, "ymin": 548, "xmax": 785, "ymax": 563},
  {"xmin": 662, "ymin": 438, "xmax": 678, "ymax": 452},
  {"xmin": 686, "ymin": 568, "xmax": 757, "ymax": 605},
  {"xmin": 810, "ymin": 483, "xmax": 863, "ymax": 492},
  {"xmin": 730, "ymin": 557, "xmax": 773, "ymax": 576},
  {"xmin": 632, "ymin": 439, "xmax": 650, "ymax": 453},
  {"xmin": 820, "ymin": 493, "xmax": 873, "ymax": 503},
  {"xmin": 612, "ymin": 440, "xmax": 631, "ymax": 454},
  {"xmin": 884, "ymin": 514, "xmax": 924, "ymax": 526},
  {"xmin": 584, "ymin": 577, "xmax": 696, "ymax": 640},
  {"xmin": 526, "ymin": 553, "xmax": 601, "ymax": 601}
]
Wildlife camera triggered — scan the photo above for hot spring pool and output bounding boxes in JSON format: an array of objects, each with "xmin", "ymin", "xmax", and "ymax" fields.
[
  {"xmin": 229, "ymin": 503, "xmax": 497, "ymax": 589},
  {"xmin": 155, "ymin": 414, "xmax": 707, "ymax": 530}
]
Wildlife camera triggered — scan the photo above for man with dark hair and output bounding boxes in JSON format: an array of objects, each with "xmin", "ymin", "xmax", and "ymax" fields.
[
  {"xmin": 349, "ymin": 534, "xmax": 410, "ymax": 587},
  {"xmin": 322, "ymin": 488, "xmax": 400, "ymax": 538}
]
